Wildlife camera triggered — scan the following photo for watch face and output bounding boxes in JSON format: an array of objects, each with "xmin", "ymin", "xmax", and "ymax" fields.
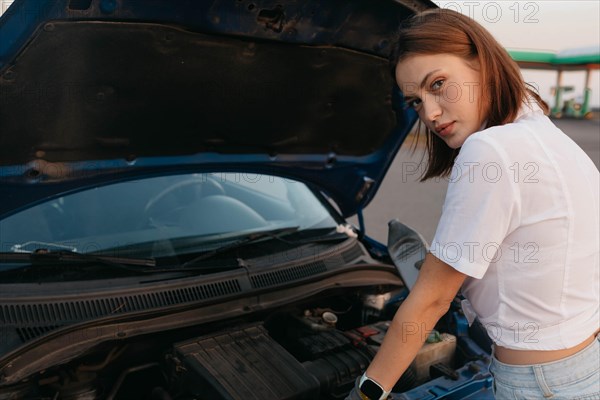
[{"xmin": 360, "ymin": 379, "xmax": 383, "ymax": 400}]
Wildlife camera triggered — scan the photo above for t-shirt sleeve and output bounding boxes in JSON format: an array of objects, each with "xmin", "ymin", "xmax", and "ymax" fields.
[{"xmin": 430, "ymin": 135, "xmax": 521, "ymax": 279}]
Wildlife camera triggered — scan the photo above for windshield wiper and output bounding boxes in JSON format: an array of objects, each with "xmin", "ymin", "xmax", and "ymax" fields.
[
  {"xmin": 0, "ymin": 249, "xmax": 156, "ymax": 271},
  {"xmin": 286, "ymin": 228, "xmax": 353, "ymax": 244},
  {"xmin": 10, "ymin": 241, "xmax": 80, "ymax": 253},
  {"xmin": 180, "ymin": 226, "xmax": 299, "ymax": 269}
]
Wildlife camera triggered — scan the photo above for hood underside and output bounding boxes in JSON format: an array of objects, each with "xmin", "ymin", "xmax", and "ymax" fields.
[{"xmin": 0, "ymin": 0, "xmax": 433, "ymax": 217}]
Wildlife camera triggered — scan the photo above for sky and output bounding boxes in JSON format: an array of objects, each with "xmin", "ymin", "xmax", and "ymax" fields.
[
  {"xmin": 434, "ymin": 1, "xmax": 599, "ymax": 51},
  {"xmin": 434, "ymin": 1, "xmax": 600, "ymax": 107},
  {"xmin": 1, "ymin": 0, "xmax": 599, "ymax": 106}
]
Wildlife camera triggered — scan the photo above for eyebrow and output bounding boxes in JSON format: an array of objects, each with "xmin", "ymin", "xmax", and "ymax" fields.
[{"xmin": 420, "ymin": 69, "xmax": 441, "ymax": 89}]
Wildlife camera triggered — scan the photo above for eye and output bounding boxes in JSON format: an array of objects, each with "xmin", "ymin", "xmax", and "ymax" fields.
[
  {"xmin": 431, "ymin": 79, "xmax": 444, "ymax": 91},
  {"xmin": 404, "ymin": 97, "xmax": 422, "ymax": 110}
]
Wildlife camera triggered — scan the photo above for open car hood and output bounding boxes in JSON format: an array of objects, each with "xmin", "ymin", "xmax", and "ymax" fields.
[{"xmin": 0, "ymin": 0, "xmax": 433, "ymax": 218}]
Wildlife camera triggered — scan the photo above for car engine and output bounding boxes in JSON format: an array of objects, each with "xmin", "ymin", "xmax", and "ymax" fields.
[{"xmin": 0, "ymin": 285, "xmax": 479, "ymax": 400}]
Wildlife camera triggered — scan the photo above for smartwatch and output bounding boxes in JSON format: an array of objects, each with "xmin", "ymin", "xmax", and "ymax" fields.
[{"xmin": 358, "ymin": 373, "xmax": 391, "ymax": 400}]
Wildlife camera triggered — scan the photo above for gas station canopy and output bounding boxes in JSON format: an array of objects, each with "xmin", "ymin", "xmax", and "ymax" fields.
[
  {"xmin": 508, "ymin": 46, "xmax": 600, "ymax": 71},
  {"xmin": 508, "ymin": 46, "xmax": 600, "ymax": 118}
]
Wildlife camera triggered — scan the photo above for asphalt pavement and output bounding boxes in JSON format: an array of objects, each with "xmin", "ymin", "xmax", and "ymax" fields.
[{"xmin": 349, "ymin": 116, "xmax": 600, "ymax": 245}]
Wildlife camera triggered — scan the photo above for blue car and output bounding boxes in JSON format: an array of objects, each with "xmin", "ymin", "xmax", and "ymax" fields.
[{"xmin": 0, "ymin": 1, "xmax": 494, "ymax": 398}]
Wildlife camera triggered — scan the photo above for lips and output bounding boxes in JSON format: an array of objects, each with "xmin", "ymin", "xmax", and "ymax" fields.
[{"xmin": 435, "ymin": 122, "xmax": 455, "ymax": 136}]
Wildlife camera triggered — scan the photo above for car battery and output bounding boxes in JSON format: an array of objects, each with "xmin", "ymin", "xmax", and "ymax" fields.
[
  {"xmin": 413, "ymin": 332, "xmax": 456, "ymax": 383},
  {"xmin": 349, "ymin": 322, "xmax": 456, "ymax": 384}
]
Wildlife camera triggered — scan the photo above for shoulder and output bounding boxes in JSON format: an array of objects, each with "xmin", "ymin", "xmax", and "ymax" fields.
[
  {"xmin": 458, "ymin": 113, "xmax": 545, "ymax": 164},
  {"xmin": 457, "ymin": 129, "xmax": 511, "ymax": 167}
]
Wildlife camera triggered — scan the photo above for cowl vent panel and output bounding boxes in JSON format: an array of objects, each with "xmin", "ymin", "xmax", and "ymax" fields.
[
  {"xmin": 342, "ymin": 242, "xmax": 365, "ymax": 263},
  {"xmin": 16, "ymin": 325, "xmax": 63, "ymax": 342},
  {"xmin": 0, "ymin": 279, "xmax": 242, "ymax": 326},
  {"xmin": 249, "ymin": 242, "xmax": 365, "ymax": 289},
  {"xmin": 251, "ymin": 261, "xmax": 327, "ymax": 288}
]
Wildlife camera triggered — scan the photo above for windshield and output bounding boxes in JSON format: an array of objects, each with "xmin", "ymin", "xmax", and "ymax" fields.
[{"xmin": 0, "ymin": 173, "xmax": 339, "ymax": 260}]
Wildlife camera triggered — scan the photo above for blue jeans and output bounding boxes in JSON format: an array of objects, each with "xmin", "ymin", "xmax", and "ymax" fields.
[{"xmin": 489, "ymin": 334, "xmax": 600, "ymax": 399}]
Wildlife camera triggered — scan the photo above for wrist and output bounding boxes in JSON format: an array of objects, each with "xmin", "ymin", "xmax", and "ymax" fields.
[{"xmin": 358, "ymin": 372, "xmax": 391, "ymax": 400}]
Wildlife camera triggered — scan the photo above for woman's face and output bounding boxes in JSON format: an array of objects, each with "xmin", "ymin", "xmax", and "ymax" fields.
[{"xmin": 395, "ymin": 54, "xmax": 485, "ymax": 149}]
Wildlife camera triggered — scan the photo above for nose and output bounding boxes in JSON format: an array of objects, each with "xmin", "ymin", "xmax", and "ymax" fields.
[{"xmin": 421, "ymin": 94, "xmax": 442, "ymax": 123}]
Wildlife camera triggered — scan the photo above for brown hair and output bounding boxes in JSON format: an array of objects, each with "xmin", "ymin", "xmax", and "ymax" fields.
[{"xmin": 390, "ymin": 9, "xmax": 549, "ymax": 180}]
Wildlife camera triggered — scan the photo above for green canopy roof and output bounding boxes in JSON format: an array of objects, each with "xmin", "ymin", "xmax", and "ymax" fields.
[{"xmin": 508, "ymin": 47, "xmax": 600, "ymax": 69}]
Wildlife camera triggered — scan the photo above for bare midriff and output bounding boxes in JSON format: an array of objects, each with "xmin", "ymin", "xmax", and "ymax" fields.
[{"xmin": 494, "ymin": 329, "xmax": 600, "ymax": 365}]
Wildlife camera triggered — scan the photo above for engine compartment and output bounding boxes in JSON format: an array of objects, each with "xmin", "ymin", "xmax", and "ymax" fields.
[{"xmin": 0, "ymin": 286, "xmax": 493, "ymax": 400}]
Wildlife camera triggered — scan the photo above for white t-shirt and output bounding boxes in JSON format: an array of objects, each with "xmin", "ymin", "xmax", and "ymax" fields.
[{"xmin": 430, "ymin": 103, "xmax": 599, "ymax": 350}]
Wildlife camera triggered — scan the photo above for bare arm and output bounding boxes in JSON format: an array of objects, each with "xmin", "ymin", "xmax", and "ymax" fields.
[{"xmin": 365, "ymin": 252, "xmax": 467, "ymax": 391}]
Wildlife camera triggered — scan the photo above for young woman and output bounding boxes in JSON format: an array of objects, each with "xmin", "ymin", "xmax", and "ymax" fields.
[{"xmin": 347, "ymin": 9, "xmax": 599, "ymax": 400}]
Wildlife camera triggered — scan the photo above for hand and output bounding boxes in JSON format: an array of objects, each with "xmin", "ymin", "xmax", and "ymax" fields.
[{"xmin": 345, "ymin": 376, "xmax": 365, "ymax": 400}]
